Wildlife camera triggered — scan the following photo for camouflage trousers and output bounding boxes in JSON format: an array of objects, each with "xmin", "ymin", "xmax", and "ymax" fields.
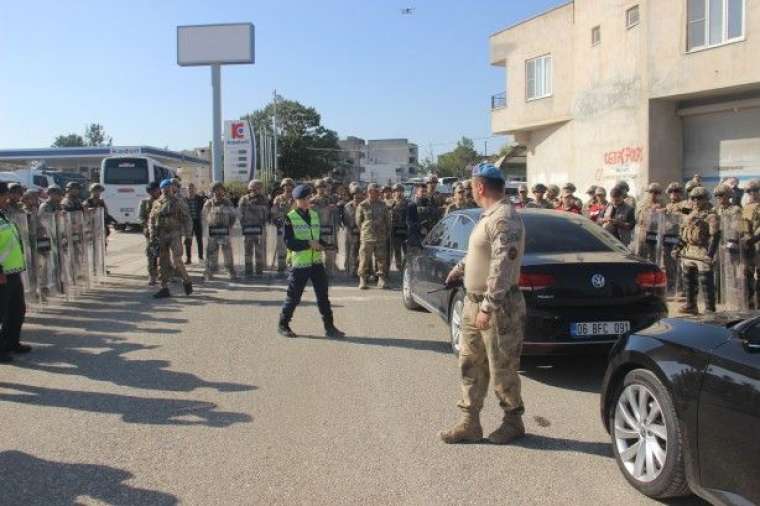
[
  {"xmin": 275, "ymin": 228, "xmax": 287, "ymax": 272},
  {"xmin": 343, "ymin": 233, "xmax": 360, "ymax": 276},
  {"xmin": 358, "ymin": 239, "xmax": 387, "ymax": 278},
  {"xmin": 206, "ymin": 237, "xmax": 235, "ymax": 275},
  {"xmin": 159, "ymin": 236, "xmax": 189, "ymax": 288},
  {"xmin": 144, "ymin": 235, "xmax": 158, "ymax": 279},
  {"xmin": 457, "ymin": 292, "xmax": 526, "ymax": 416},
  {"xmin": 244, "ymin": 235, "xmax": 266, "ymax": 275}
]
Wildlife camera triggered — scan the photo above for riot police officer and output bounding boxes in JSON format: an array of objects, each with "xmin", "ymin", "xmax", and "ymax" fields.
[
  {"xmin": 202, "ymin": 182, "xmax": 238, "ymax": 281},
  {"xmin": 61, "ymin": 182, "xmax": 84, "ymax": 212},
  {"xmin": 714, "ymin": 183, "xmax": 744, "ymax": 310},
  {"xmin": 238, "ymin": 179, "xmax": 270, "ymax": 277},
  {"xmin": 310, "ymin": 179, "xmax": 340, "ymax": 274},
  {"xmin": 634, "ymin": 183, "xmax": 665, "ymax": 262}
]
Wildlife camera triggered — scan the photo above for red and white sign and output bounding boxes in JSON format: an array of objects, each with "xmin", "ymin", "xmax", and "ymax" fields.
[{"xmin": 223, "ymin": 119, "xmax": 255, "ymax": 182}]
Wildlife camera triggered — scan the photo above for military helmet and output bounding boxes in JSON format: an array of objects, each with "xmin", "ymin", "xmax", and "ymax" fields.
[
  {"xmin": 532, "ymin": 183, "xmax": 547, "ymax": 193},
  {"xmin": 248, "ymin": 179, "xmax": 262, "ymax": 189},
  {"xmin": 47, "ymin": 184, "xmax": 63, "ymax": 195},
  {"xmin": 518, "ymin": 183, "xmax": 528, "ymax": 193},
  {"xmin": 547, "ymin": 184, "xmax": 560, "ymax": 194},
  {"xmin": 367, "ymin": 183, "xmax": 381, "ymax": 191},
  {"xmin": 744, "ymin": 180, "xmax": 760, "ymax": 192},
  {"xmin": 585, "ymin": 185, "xmax": 598, "ymax": 195},
  {"xmin": 89, "ymin": 183, "xmax": 104, "ymax": 193},
  {"xmin": 615, "ymin": 181, "xmax": 630, "ymax": 192},
  {"xmin": 689, "ymin": 186, "xmax": 709, "ymax": 199},
  {"xmin": 280, "ymin": 177, "xmax": 295, "ymax": 188},
  {"xmin": 322, "ymin": 177, "xmax": 334, "ymax": 185},
  {"xmin": 211, "ymin": 181, "xmax": 225, "ymax": 192},
  {"xmin": 647, "ymin": 182, "xmax": 662, "ymax": 193},
  {"xmin": 392, "ymin": 183, "xmax": 404, "ymax": 192},
  {"xmin": 561, "ymin": 182, "xmax": 576, "ymax": 193},
  {"xmin": 594, "ymin": 186, "xmax": 607, "ymax": 196},
  {"xmin": 8, "ymin": 183, "xmax": 24, "ymax": 194},
  {"xmin": 666, "ymin": 182, "xmax": 684, "ymax": 194},
  {"xmin": 685, "ymin": 180, "xmax": 699, "ymax": 194},
  {"xmin": 427, "ymin": 175, "xmax": 439, "ymax": 184},
  {"xmin": 712, "ymin": 183, "xmax": 730, "ymax": 196},
  {"xmin": 65, "ymin": 181, "xmax": 81, "ymax": 191},
  {"xmin": 382, "ymin": 185, "xmax": 392, "ymax": 192}
]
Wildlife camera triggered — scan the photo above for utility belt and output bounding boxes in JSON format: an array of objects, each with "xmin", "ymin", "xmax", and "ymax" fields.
[
  {"xmin": 466, "ymin": 286, "xmax": 519, "ymax": 303},
  {"xmin": 320, "ymin": 225, "xmax": 334, "ymax": 236},
  {"xmin": 242, "ymin": 225, "xmax": 263, "ymax": 236},
  {"xmin": 208, "ymin": 225, "xmax": 230, "ymax": 237},
  {"xmin": 645, "ymin": 231, "xmax": 658, "ymax": 244}
]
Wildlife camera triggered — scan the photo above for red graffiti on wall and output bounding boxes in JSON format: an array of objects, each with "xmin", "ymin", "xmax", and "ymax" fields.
[{"xmin": 604, "ymin": 146, "xmax": 643, "ymax": 166}]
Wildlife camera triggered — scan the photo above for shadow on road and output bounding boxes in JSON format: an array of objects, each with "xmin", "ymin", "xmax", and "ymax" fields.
[
  {"xmin": 520, "ymin": 355, "xmax": 608, "ymax": 394},
  {"xmin": 0, "ymin": 383, "xmax": 252, "ymax": 427},
  {"xmin": 297, "ymin": 334, "xmax": 452, "ymax": 354},
  {"xmin": 0, "ymin": 451, "xmax": 178, "ymax": 505},
  {"xmin": 514, "ymin": 433, "xmax": 611, "ymax": 458}
]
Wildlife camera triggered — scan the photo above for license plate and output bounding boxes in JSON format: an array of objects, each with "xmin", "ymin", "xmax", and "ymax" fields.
[{"xmin": 571, "ymin": 321, "xmax": 630, "ymax": 337}]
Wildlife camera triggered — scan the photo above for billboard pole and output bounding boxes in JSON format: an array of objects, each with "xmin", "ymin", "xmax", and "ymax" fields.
[{"xmin": 211, "ymin": 64, "xmax": 223, "ymax": 183}]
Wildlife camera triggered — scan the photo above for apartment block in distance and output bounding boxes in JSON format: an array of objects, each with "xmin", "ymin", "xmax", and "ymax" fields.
[{"xmin": 490, "ymin": 0, "xmax": 760, "ymax": 195}]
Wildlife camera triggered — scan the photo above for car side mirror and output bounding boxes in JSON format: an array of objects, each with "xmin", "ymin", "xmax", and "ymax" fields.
[{"xmin": 745, "ymin": 336, "xmax": 760, "ymax": 353}]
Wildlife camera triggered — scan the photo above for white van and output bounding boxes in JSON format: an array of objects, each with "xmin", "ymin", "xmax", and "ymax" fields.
[{"xmin": 100, "ymin": 156, "xmax": 175, "ymax": 227}]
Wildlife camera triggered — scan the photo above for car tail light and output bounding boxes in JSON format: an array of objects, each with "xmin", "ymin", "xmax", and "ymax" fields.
[
  {"xmin": 636, "ymin": 270, "xmax": 667, "ymax": 289},
  {"xmin": 519, "ymin": 272, "xmax": 556, "ymax": 291}
]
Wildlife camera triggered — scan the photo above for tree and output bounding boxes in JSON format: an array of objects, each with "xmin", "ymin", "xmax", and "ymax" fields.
[
  {"xmin": 243, "ymin": 96, "xmax": 340, "ymax": 180},
  {"xmin": 52, "ymin": 133, "xmax": 85, "ymax": 147},
  {"xmin": 84, "ymin": 123, "xmax": 112, "ymax": 146},
  {"xmin": 436, "ymin": 137, "xmax": 479, "ymax": 178}
]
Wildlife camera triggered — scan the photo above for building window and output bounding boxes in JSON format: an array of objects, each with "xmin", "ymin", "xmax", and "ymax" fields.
[
  {"xmin": 526, "ymin": 54, "xmax": 552, "ymax": 101},
  {"xmin": 687, "ymin": 0, "xmax": 744, "ymax": 51},
  {"xmin": 591, "ymin": 26, "xmax": 601, "ymax": 45},
  {"xmin": 626, "ymin": 5, "xmax": 640, "ymax": 28}
]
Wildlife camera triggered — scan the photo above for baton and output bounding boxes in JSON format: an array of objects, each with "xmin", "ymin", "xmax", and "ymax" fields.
[{"xmin": 427, "ymin": 279, "xmax": 463, "ymax": 294}]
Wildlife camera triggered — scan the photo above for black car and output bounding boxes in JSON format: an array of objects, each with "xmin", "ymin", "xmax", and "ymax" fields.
[
  {"xmin": 401, "ymin": 208, "xmax": 668, "ymax": 355},
  {"xmin": 600, "ymin": 313, "xmax": 760, "ymax": 504}
]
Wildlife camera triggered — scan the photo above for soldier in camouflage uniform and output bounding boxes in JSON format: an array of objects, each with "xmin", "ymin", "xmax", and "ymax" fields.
[
  {"xmin": 513, "ymin": 184, "xmax": 533, "ymax": 209},
  {"xmin": 741, "ymin": 180, "xmax": 760, "ymax": 308},
  {"xmin": 238, "ymin": 179, "xmax": 270, "ymax": 277},
  {"xmin": 388, "ymin": 183, "xmax": 411, "ymax": 271},
  {"xmin": 411, "ymin": 183, "xmax": 437, "ymax": 240},
  {"xmin": 444, "ymin": 183, "xmax": 474, "ymax": 215},
  {"xmin": 713, "ymin": 183, "xmax": 744, "ymax": 307},
  {"xmin": 149, "ymin": 179, "xmax": 193, "ymax": 298},
  {"xmin": 271, "ymin": 178, "xmax": 295, "ymax": 273},
  {"xmin": 561, "ymin": 182, "xmax": 583, "ymax": 210},
  {"xmin": 310, "ymin": 179, "xmax": 340, "ymax": 274},
  {"xmin": 426, "ymin": 175, "xmax": 446, "ymax": 223},
  {"xmin": 635, "ymin": 183, "xmax": 665, "ymax": 262},
  {"xmin": 61, "ymin": 182, "xmax": 84, "ymax": 212},
  {"xmin": 382, "ymin": 185, "xmax": 393, "ymax": 207},
  {"xmin": 527, "ymin": 183, "xmax": 555, "ymax": 209},
  {"xmin": 673, "ymin": 187, "xmax": 719, "ymax": 314},
  {"xmin": 662, "ymin": 182, "xmax": 688, "ymax": 294},
  {"xmin": 139, "ymin": 182, "xmax": 161, "ymax": 285},
  {"xmin": 202, "ymin": 182, "xmax": 238, "ymax": 281},
  {"xmin": 441, "ymin": 163, "xmax": 526, "ymax": 445},
  {"xmin": 356, "ymin": 183, "xmax": 390, "ymax": 289},
  {"xmin": 546, "ymin": 184, "xmax": 560, "ymax": 209},
  {"xmin": 341, "ymin": 185, "xmax": 363, "ymax": 277},
  {"xmin": 36, "ymin": 186, "xmax": 63, "ymax": 298},
  {"xmin": 462, "ymin": 179, "xmax": 475, "ymax": 207}
]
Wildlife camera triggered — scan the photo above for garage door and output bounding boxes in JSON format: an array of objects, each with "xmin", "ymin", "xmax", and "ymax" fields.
[{"xmin": 683, "ymin": 105, "xmax": 760, "ymax": 186}]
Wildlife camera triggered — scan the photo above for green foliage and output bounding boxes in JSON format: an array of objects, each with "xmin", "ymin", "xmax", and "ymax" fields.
[
  {"xmin": 224, "ymin": 181, "xmax": 248, "ymax": 202},
  {"xmin": 52, "ymin": 133, "xmax": 85, "ymax": 147},
  {"xmin": 436, "ymin": 137, "xmax": 479, "ymax": 178},
  {"xmin": 243, "ymin": 96, "xmax": 340, "ymax": 180}
]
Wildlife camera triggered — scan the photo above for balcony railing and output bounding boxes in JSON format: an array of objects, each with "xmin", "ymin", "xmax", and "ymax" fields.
[{"xmin": 491, "ymin": 92, "xmax": 507, "ymax": 110}]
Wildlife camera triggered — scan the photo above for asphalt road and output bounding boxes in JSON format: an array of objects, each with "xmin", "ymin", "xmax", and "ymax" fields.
[{"xmin": 0, "ymin": 231, "xmax": 708, "ymax": 505}]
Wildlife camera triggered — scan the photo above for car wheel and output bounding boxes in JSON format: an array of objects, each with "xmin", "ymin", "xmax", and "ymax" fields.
[
  {"xmin": 610, "ymin": 369, "xmax": 690, "ymax": 499},
  {"xmin": 401, "ymin": 264, "xmax": 422, "ymax": 310},
  {"xmin": 449, "ymin": 291, "xmax": 464, "ymax": 356}
]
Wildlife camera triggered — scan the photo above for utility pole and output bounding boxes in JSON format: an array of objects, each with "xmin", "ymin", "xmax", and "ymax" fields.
[
  {"xmin": 484, "ymin": 140, "xmax": 488, "ymax": 157},
  {"xmin": 272, "ymin": 89, "xmax": 279, "ymax": 180}
]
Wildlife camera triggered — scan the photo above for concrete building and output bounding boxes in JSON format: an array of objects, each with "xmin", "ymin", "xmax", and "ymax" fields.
[
  {"xmin": 337, "ymin": 136, "xmax": 366, "ymax": 182},
  {"xmin": 490, "ymin": 0, "xmax": 760, "ymax": 196},
  {"xmin": 362, "ymin": 139, "xmax": 419, "ymax": 184}
]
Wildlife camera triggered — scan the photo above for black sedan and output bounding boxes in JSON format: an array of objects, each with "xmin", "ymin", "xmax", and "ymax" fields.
[
  {"xmin": 401, "ymin": 208, "xmax": 668, "ymax": 355},
  {"xmin": 600, "ymin": 313, "xmax": 760, "ymax": 504}
]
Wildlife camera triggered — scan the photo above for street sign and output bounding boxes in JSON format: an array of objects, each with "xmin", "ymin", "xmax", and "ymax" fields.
[{"xmin": 223, "ymin": 120, "xmax": 256, "ymax": 182}]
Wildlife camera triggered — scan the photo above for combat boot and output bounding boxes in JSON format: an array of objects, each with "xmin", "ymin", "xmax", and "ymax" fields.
[
  {"xmin": 439, "ymin": 411, "xmax": 483, "ymax": 444},
  {"xmin": 377, "ymin": 276, "xmax": 386, "ymax": 289},
  {"xmin": 148, "ymin": 275, "xmax": 157, "ymax": 286},
  {"xmin": 699, "ymin": 272, "xmax": 716, "ymax": 313},
  {"xmin": 358, "ymin": 277, "xmax": 368, "ymax": 290},
  {"xmin": 153, "ymin": 287, "xmax": 171, "ymax": 299},
  {"xmin": 183, "ymin": 281, "xmax": 193, "ymax": 295},
  {"xmin": 278, "ymin": 317, "xmax": 297, "ymax": 338},
  {"xmin": 487, "ymin": 414, "xmax": 526, "ymax": 445},
  {"xmin": 679, "ymin": 269, "xmax": 699, "ymax": 315},
  {"xmin": 323, "ymin": 315, "xmax": 345, "ymax": 339}
]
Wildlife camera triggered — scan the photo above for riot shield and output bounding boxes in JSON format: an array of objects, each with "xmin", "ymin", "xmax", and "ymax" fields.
[
  {"xmin": 55, "ymin": 212, "xmax": 75, "ymax": 299},
  {"xmin": 9, "ymin": 212, "xmax": 37, "ymax": 307},
  {"xmin": 67, "ymin": 210, "xmax": 90, "ymax": 290},
  {"xmin": 82, "ymin": 209, "xmax": 96, "ymax": 288},
  {"xmin": 719, "ymin": 213, "xmax": 747, "ymax": 311},
  {"xmin": 315, "ymin": 205, "xmax": 340, "ymax": 274},
  {"xmin": 92, "ymin": 208, "xmax": 107, "ymax": 283},
  {"xmin": 657, "ymin": 212, "xmax": 683, "ymax": 298},
  {"xmin": 202, "ymin": 212, "xmax": 238, "ymax": 280},
  {"xmin": 36, "ymin": 212, "xmax": 61, "ymax": 302},
  {"xmin": 632, "ymin": 208, "xmax": 658, "ymax": 261},
  {"xmin": 240, "ymin": 220, "xmax": 267, "ymax": 277}
]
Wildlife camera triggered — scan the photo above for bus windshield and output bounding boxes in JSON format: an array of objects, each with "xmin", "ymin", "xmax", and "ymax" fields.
[{"xmin": 104, "ymin": 158, "xmax": 149, "ymax": 185}]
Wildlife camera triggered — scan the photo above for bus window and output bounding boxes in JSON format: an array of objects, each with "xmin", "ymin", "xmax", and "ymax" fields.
[
  {"xmin": 33, "ymin": 175, "xmax": 49, "ymax": 188},
  {"xmin": 104, "ymin": 158, "xmax": 149, "ymax": 185}
]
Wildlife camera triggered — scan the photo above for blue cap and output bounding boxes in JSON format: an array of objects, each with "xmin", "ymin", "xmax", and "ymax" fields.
[
  {"xmin": 159, "ymin": 179, "xmax": 173, "ymax": 189},
  {"xmin": 471, "ymin": 162, "xmax": 504, "ymax": 182},
  {"xmin": 292, "ymin": 184, "xmax": 312, "ymax": 199}
]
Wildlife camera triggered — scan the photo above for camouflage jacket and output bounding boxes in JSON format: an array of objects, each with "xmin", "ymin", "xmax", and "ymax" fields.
[
  {"xmin": 149, "ymin": 194, "xmax": 191, "ymax": 239},
  {"xmin": 452, "ymin": 198, "xmax": 524, "ymax": 314},
  {"xmin": 270, "ymin": 194, "xmax": 295, "ymax": 227},
  {"xmin": 389, "ymin": 198, "xmax": 411, "ymax": 234},
  {"xmin": 202, "ymin": 197, "xmax": 237, "ymax": 228},
  {"xmin": 38, "ymin": 201, "xmax": 62, "ymax": 215},
  {"xmin": 61, "ymin": 196, "xmax": 83, "ymax": 212},
  {"xmin": 342, "ymin": 201, "xmax": 361, "ymax": 235},
  {"xmin": 444, "ymin": 201, "xmax": 476, "ymax": 215},
  {"xmin": 680, "ymin": 207, "xmax": 719, "ymax": 251},
  {"xmin": 527, "ymin": 199, "xmax": 555, "ymax": 210},
  {"xmin": 310, "ymin": 194, "xmax": 340, "ymax": 239},
  {"xmin": 356, "ymin": 199, "xmax": 390, "ymax": 242},
  {"xmin": 238, "ymin": 193, "xmax": 269, "ymax": 226}
]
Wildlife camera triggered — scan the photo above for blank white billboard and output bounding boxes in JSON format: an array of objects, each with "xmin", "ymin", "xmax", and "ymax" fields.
[{"xmin": 177, "ymin": 23, "xmax": 255, "ymax": 66}]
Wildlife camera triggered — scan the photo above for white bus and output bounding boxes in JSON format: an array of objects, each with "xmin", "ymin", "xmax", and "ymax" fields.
[{"xmin": 100, "ymin": 156, "xmax": 175, "ymax": 228}]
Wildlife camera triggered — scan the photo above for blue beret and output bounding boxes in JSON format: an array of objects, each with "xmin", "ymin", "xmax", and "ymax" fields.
[
  {"xmin": 471, "ymin": 162, "xmax": 504, "ymax": 182},
  {"xmin": 159, "ymin": 179, "xmax": 173, "ymax": 189},
  {"xmin": 292, "ymin": 184, "xmax": 312, "ymax": 199}
]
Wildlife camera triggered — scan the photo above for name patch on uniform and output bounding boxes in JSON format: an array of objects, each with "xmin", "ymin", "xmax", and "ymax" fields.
[
  {"xmin": 243, "ymin": 225, "xmax": 262, "ymax": 236},
  {"xmin": 208, "ymin": 226, "xmax": 229, "ymax": 237}
]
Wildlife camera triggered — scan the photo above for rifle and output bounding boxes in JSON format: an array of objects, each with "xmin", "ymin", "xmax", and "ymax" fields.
[{"xmin": 427, "ymin": 278, "xmax": 463, "ymax": 294}]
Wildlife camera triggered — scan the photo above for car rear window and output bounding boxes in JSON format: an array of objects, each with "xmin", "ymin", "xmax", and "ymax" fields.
[{"xmin": 522, "ymin": 213, "xmax": 628, "ymax": 254}]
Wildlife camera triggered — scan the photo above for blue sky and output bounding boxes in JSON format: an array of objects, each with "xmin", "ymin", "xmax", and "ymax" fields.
[{"xmin": 0, "ymin": 0, "xmax": 562, "ymax": 160}]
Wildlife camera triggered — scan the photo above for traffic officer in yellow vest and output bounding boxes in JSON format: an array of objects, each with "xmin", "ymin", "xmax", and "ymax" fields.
[
  {"xmin": 277, "ymin": 184, "xmax": 344, "ymax": 339},
  {"xmin": 440, "ymin": 163, "xmax": 527, "ymax": 445},
  {"xmin": 238, "ymin": 179, "xmax": 270, "ymax": 277},
  {"xmin": 0, "ymin": 182, "xmax": 31, "ymax": 363},
  {"xmin": 203, "ymin": 182, "xmax": 238, "ymax": 281},
  {"xmin": 356, "ymin": 183, "xmax": 390, "ymax": 289}
]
